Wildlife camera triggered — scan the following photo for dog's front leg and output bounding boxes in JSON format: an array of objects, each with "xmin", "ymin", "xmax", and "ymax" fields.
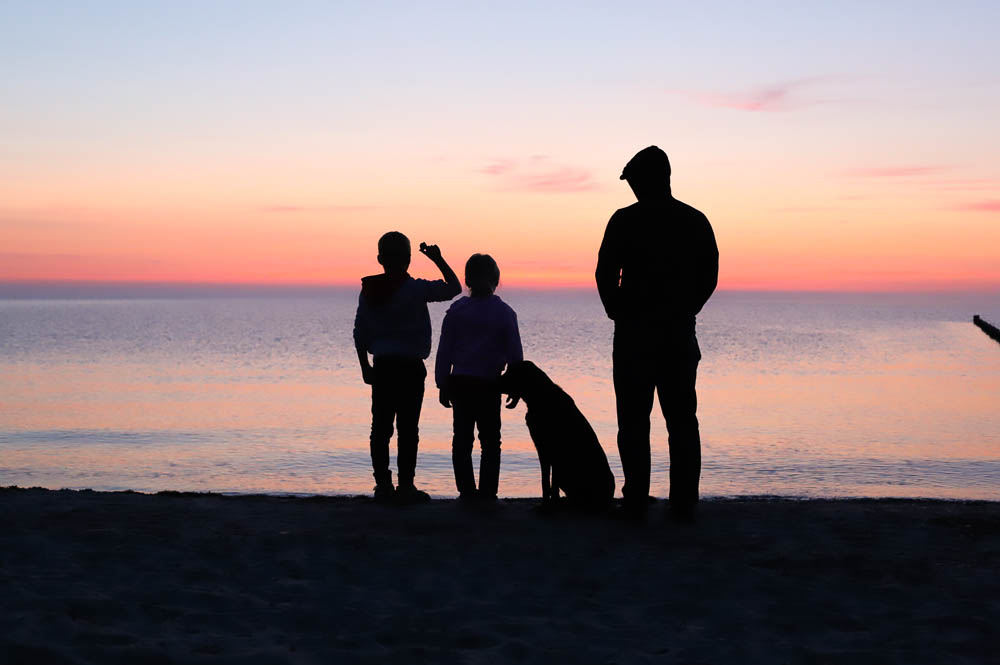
[{"xmin": 539, "ymin": 458, "xmax": 553, "ymax": 506}]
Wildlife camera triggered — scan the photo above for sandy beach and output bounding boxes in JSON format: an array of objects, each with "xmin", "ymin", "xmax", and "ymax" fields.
[{"xmin": 1, "ymin": 487, "xmax": 997, "ymax": 664}]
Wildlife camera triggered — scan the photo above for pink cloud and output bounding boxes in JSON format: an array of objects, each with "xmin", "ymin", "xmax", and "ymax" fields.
[
  {"xmin": 259, "ymin": 204, "xmax": 376, "ymax": 213},
  {"xmin": 844, "ymin": 166, "xmax": 949, "ymax": 178},
  {"xmin": 479, "ymin": 159, "xmax": 517, "ymax": 176},
  {"xmin": 954, "ymin": 200, "xmax": 1000, "ymax": 212},
  {"xmin": 918, "ymin": 178, "xmax": 997, "ymax": 192},
  {"xmin": 478, "ymin": 158, "xmax": 598, "ymax": 193},
  {"xmin": 0, "ymin": 217, "xmax": 81, "ymax": 230},
  {"xmin": 771, "ymin": 206, "xmax": 836, "ymax": 213},
  {"xmin": 673, "ymin": 77, "xmax": 833, "ymax": 112},
  {"xmin": 516, "ymin": 167, "xmax": 597, "ymax": 193}
]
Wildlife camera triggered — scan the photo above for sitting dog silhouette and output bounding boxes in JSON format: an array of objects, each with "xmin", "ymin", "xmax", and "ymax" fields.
[{"xmin": 500, "ymin": 361, "xmax": 615, "ymax": 508}]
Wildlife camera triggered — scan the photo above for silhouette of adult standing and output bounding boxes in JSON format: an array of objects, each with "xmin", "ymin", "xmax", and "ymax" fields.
[{"xmin": 596, "ymin": 146, "xmax": 718, "ymax": 520}]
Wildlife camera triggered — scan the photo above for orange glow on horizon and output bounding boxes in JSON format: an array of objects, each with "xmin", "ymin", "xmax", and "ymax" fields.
[
  {"xmin": 4, "ymin": 157, "xmax": 999, "ymax": 292},
  {"xmin": 3, "ymin": 275, "xmax": 1000, "ymax": 294}
]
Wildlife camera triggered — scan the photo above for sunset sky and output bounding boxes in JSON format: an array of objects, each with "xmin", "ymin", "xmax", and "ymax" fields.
[{"xmin": 3, "ymin": 1, "xmax": 999, "ymax": 290}]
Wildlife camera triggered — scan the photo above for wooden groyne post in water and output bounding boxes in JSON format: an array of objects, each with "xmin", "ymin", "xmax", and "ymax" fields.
[{"xmin": 973, "ymin": 315, "xmax": 1000, "ymax": 344}]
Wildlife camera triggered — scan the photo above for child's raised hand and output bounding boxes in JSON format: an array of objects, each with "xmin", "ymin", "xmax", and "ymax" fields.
[{"xmin": 419, "ymin": 242, "xmax": 443, "ymax": 262}]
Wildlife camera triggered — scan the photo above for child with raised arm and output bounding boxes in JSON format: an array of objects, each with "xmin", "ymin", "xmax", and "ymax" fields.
[
  {"xmin": 435, "ymin": 254, "xmax": 523, "ymax": 502},
  {"xmin": 354, "ymin": 232, "xmax": 462, "ymax": 503}
]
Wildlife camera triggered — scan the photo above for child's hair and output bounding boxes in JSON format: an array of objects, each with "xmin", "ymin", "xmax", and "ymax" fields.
[
  {"xmin": 378, "ymin": 231, "xmax": 410, "ymax": 272},
  {"xmin": 465, "ymin": 254, "xmax": 500, "ymax": 296},
  {"xmin": 378, "ymin": 231, "xmax": 410, "ymax": 256}
]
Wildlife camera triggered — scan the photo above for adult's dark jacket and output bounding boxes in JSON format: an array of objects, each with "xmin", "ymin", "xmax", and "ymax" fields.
[{"xmin": 595, "ymin": 196, "xmax": 719, "ymax": 330}]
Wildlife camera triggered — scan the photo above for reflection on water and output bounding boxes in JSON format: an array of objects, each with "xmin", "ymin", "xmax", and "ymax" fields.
[{"xmin": 1, "ymin": 291, "xmax": 999, "ymax": 499}]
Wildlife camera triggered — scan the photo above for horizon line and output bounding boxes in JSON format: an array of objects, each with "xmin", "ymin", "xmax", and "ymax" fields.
[{"xmin": 1, "ymin": 279, "xmax": 999, "ymax": 297}]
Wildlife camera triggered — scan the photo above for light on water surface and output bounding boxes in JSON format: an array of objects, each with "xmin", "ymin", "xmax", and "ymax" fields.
[{"xmin": 1, "ymin": 290, "xmax": 999, "ymax": 499}]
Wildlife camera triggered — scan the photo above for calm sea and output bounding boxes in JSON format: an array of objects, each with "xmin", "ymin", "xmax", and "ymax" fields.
[{"xmin": 1, "ymin": 289, "xmax": 998, "ymax": 499}]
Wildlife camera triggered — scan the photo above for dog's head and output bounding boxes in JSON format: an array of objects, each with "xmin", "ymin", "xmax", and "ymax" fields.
[{"xmin": 500, "ymin": 360, "xmax": 554, "ymax": 407}]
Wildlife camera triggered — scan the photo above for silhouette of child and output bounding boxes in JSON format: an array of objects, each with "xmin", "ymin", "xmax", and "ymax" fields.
[
  {"xmin": 435, "ymin": 254, "xmax": 523, "ymax": 501},
  {"xmin": 354, "ymin": 232, "xmax": 461, "ymax": 503}
]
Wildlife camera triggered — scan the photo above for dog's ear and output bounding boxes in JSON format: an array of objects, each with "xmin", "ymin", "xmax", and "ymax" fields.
[
  {"xmin": 520, "ymin": 360, "xmax": 545, "ymax": 383},
  {"xmin": 520, "ymin": 361, "xmax": 557, "ymax": 392}
]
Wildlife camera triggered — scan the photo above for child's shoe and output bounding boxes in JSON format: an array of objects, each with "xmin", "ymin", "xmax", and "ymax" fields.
[
  {"xmin": 373, "ymin": 483, "xmax": 396, "ymax": 503},
  {"xmin": 395, "ymin": 484, "xmax": 431, "ymax": 505}
]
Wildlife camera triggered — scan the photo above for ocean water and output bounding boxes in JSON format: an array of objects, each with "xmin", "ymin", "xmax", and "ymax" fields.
[{"xmin": 1, "ymin": 289, "xmax": 999, "ymax": 499}]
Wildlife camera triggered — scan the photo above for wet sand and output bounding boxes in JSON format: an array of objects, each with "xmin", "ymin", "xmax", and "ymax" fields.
[{"xmin": 1, "ymin": 487, "xmax": 997, "ymax": 664}]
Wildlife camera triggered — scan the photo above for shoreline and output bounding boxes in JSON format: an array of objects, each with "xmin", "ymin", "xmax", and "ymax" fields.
[
  {"xmin": 8, "ymin": 485, "xmax": 1000, "ymax": 504},
  {"xmin": 2, "ymin": 487, "xmax": 997, "ymax": 663}
]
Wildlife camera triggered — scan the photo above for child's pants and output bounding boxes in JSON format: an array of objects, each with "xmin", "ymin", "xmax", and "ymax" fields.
[
  {"xmin": 449, "ymin": 375, "xmax": 502, "ymax": 498},
  {"xmin": 370, "ymin": 356, "xmax": 426, "ymax": 488}
]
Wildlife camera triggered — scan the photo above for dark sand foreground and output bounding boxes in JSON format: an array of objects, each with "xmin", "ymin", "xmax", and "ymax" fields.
[{"xmin": 1, "ymin": 487, "xmax": 997, "ymax": 664}]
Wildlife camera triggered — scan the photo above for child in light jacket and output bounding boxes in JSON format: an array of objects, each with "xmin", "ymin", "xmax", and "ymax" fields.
[{"xmin": 435, "ymin": 254, "xmax": 523, "ymax": 501}]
